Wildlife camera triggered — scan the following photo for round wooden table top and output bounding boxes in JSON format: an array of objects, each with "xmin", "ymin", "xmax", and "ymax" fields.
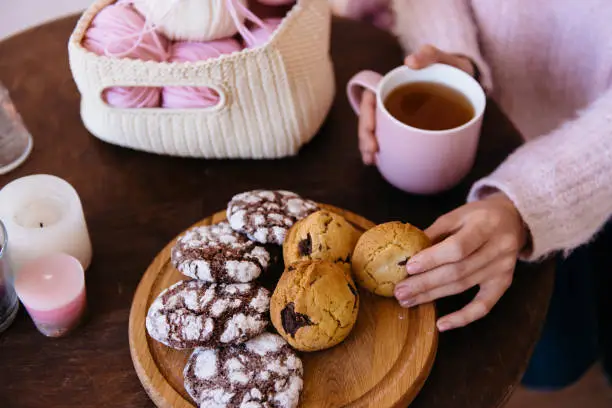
[{"xmin": 0, "ymin": 15, "xmax": 554, "ymax": 408}]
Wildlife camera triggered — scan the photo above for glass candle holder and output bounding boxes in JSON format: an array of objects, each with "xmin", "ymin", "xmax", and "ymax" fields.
[
  {"xmin": 0, "ymin": 220, "xmax": 19, "ymax": 334},
  {"xmin": 0, "ymin": 83, "xmax": 33, "ymax": 175},
  {"xmin": 14, "ymin": 253, "xmax": 86, "ymax": 337}
]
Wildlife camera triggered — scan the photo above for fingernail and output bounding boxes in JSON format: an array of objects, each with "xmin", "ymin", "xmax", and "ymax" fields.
[
  {"xmin": 437, "ymin": 321, "xmax": 451, "ymax": 332},
  {"xmin": 395, "ymin": 288, "xmax": 411, "ymax": 300},
  {"xmin": 401, "ymin": 298, "xmax": 416, "ymax": 308},
  {"xmin": 405, "ymin": 262, "xmax": 421, "ymax": 274}
]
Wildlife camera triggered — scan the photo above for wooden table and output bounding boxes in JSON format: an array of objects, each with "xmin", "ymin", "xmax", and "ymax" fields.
[{"xmin": 0, "ymin": 15, "xmax": 554, "ymax": 408}]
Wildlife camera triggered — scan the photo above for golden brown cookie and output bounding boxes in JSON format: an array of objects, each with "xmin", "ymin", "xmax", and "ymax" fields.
[
  {"xmin": 270, "ymin": 260, "xmax": 359, "ymax": 352},
  {"xmin": 352, "ymin": 221, "xmax": 431, "ymax": 297},
  {"xmin": 283, "ymin": 210, "xmax": 360, "ymax": 270}
]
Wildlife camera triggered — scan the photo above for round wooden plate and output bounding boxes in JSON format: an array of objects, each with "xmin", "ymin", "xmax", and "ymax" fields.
[{"xmin": 129, "ymin": 204, "xmax": 438, "ymax": 408}]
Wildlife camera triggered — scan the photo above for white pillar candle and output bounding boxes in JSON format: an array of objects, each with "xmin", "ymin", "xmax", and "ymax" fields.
[
  {"xmin": 0, "ymin": 174, "xmax": 92, "ymax": 273},
  {"xmin": 15, "ymin": 253, "xmax": 86, "ymax": 337}
]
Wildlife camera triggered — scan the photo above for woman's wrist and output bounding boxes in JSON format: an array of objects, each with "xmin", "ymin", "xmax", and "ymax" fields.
[{"xmin": 486, "ymin": 192, "xmax": 530, "ymax": 252}]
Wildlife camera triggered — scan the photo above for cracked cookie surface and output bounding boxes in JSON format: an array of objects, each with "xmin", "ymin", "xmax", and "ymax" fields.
[
  {"xmin": 146, "ymin": 280, "xmax": 270, "ymax": 349},
  {"xmin": 270, "ymin": 260, "xmax": 359, "ymax": 351},
  {"xmin": 227, "ymin": 190, "xmax": 318, "ymax": 246},
  {"xmin": 171, "ymin": 222, "xmax": 271, "ymax": 283},
  {"xmin": 184, "ymin": 333, "xmax": 303, "ymax": 408},
  {"xmin": 352, "ymin": 222, "xmax": 431, "ymax": 297},
  {"xmin": 283, "ymin": 210, "xmax": 361, "ymax": 270}
]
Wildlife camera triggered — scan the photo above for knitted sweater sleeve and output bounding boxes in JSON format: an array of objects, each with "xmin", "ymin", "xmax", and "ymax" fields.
[
  {"xmin": 391, "ymin": 0, "xmax": 493, "ymax": 91},
  {"xmin": 468, "ymin": 88, "xmax": 612, "ymax": 261}
]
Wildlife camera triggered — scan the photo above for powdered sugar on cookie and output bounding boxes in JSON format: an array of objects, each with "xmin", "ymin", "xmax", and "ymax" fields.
[
  {"xmin": 145, "ymin": 280, "xmax": 270, "ymax": 349},
  {"xmin": 227, "ymin": 190, "xmax": 318, "ymax": 245},
  {"xmin": 172, "ymin": 222, "xmax": 270, "ymax": 283},
  {"xmin": 184, "ymin": 333, "xmax": 303, "ymax": 408}
]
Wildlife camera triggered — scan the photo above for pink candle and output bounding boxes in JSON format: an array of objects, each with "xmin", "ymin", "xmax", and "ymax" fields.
[{"xmin": 14, "ymin": 253, "xmax": 86, "ymax": 337}]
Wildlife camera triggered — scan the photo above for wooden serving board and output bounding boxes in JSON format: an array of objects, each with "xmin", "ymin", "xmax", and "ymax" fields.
[{"xmin": 129, "ymin": 205, "xmax": 438, "ymax": 408}]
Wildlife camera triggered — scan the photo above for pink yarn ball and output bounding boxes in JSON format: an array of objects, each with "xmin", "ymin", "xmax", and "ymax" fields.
[
  {"xmin": 162, "ymin": 39, "xmax": 243, "ymax": 109},
  {"xmin": 245, "ymin": 18, "xmax": 284, "ymax": 48},
  {"xmin": 105, "ymin": 86, "xmax": 161, "ymax": 108},
  {"xmin": 83, "ymin": 4, "xmax": 169, "ymax": 108}
]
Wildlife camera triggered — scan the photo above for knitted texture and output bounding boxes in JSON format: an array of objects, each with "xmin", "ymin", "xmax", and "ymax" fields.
[
  {"xmin": 68, "ymin": 0, "xmax": 335, "ymax": 159},
  {"xmin": 388, "ymin": 0, "xmax": 612, "ymax": 260}
]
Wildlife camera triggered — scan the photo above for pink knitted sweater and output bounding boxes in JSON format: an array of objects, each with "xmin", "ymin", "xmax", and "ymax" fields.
[{"xmin": 335, "ymin": 0, "xmax": 612, "ymax": 260}]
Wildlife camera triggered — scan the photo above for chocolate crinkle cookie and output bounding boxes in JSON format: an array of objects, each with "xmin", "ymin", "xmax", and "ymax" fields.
[
  {"xmin": 146, "ymin": 280, "xmax": 270, "ymax": 349},
  {"xmin": 172, "ymin": 222, "xmax": 271, "ymax": 283},
  {"xmin": 184, "ymin": 333, "xmax": 303, "ymax": 408},
  {"xmin": 227, "ymin": 190, "xmax": 318, "ymax": 246}
]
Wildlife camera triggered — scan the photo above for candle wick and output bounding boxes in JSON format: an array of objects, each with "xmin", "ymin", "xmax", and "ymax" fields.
[{"xmin": 39, "ymin": 222, "xmax": 44, "ymax": 228}]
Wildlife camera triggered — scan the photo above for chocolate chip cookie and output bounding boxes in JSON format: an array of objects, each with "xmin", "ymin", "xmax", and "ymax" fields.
[
  {"xmin": 227, "ymin": 190, "xmax": 318, "ymax": 245},
  {"xmin": 184, "ymin": 332, "xmax": 303, "ymax": 408},
  {"xmin": 146, "ymin": 280, "xmax": 270, "ymax": 349},
  {"xmin": 352, "ymin": 221, "xmax": 431, "ymax": 297},
  {"xmin": 171, "ymin": 222, "xmax": 271, "ymax": 283},
  {"xmin": 283, "ymin": 210, "xmax": 361, "ymax": 270},
  {"xmin": 270, "ymin": 260, "xmax": 359, "ymax": 352}
]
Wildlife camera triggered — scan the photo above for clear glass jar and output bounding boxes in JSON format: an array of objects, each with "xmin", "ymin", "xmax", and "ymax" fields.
[
  {"xmin": 0, "ymin": 83, "xmax": 33, "ymax": 175},
  {"xmin": 0, "ymin": 220, "xmax": 19, "ymax": 333}
]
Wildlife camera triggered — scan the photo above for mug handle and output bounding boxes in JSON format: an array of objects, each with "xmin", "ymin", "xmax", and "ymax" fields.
[{"xmin": 346, "ymin": 70, "xmax": 384, "ymax": 115}]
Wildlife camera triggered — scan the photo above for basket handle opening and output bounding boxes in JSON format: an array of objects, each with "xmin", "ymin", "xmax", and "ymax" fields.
[{"xmin": 99, "ymin": 84, "xmax": 228, "ymax": 111}]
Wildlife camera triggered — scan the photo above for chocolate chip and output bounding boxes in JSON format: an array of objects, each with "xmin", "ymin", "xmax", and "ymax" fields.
[
  {"xmin": 397, "ymin": 258, "xmax": 409, "ymax": 266},
  {"xmin": 281, "ymin": 303, "xmax": 312, "ymax": 337},
  {"xmin": 298, "ymin": 233, "xmax": 312, "ymax": 256},
  {"xmin": 288, "ymin": 265, "xmax": 296, "ymax": 271}
]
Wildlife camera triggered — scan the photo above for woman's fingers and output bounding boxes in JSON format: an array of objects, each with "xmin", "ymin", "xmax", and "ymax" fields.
[
  {"xmin": 395, "ymin": 241, "xmax": 503, "ymax": 300},
  {"xmin": 405, "ymin": 44, "xmax": 475, "ymax": 76},
  {"xmin": 358, "ymin": 90, "xmax": 378, "ymax": 165},
  {"xmin": 405, "ymin": 44, "xmax": 444, "ymax": 69},
  {"xmin": 436, "ymin": 272, "xmax": 514, "ymax": 331},
  {"xmin": 397, "ymin": 267, "xmax": 487, "ymax": 308},
  {"xmin": 423, "ymin": 211, "xmax": 459, "ymax": 243},
  {"xmin": 406, "ymin": 221, "xmax": 488, "ymax": 275}
]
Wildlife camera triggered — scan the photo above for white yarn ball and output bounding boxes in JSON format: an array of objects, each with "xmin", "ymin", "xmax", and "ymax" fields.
[{"xmin": 133, "ymin": 0, "xmax": 248, "ymax": 41}]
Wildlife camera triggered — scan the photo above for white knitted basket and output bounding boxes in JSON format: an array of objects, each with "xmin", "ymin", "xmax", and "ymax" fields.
[{"xmin": 68, "ymin": 0, "xmax": 335, "ymax": 159}]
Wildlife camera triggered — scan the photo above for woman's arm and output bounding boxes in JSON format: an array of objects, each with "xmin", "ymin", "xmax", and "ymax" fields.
[
  {"xmin": 391, "ymin": 0, "xmax": 493, "ymax": 91},
  {"xmin": 469, "ymin": 88, "xmax": 612, "ymax": 260},
  {"xmin": 394, "ymin": 90, "xmax": 612, "ymax": 330}
]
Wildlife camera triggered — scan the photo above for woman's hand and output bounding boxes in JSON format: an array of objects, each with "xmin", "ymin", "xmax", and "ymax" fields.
[
  {"xmin": 404, "ymin": 44, "xmax": 475, "ymax": 75},
  {"xmin": 394, "ymin": 193, "xmax": 528, "ymax": 332},
  {"xmin": 357, "ymin": 45, "xmax": 475, "ymax": 165}
]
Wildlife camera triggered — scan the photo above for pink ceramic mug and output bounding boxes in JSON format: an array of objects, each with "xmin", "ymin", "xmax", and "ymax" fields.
[{"xmin": 347, "ymin": 64, "xmax": 486, "ymax": 194}]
